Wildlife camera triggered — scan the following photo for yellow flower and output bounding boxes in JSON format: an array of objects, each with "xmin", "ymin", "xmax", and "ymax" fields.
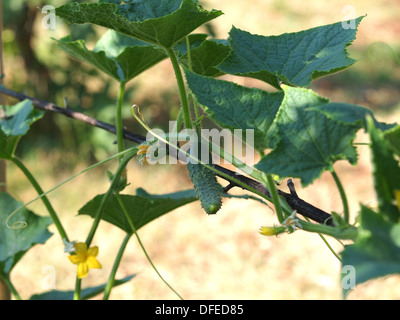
[
  {"xmin": 282, "ymin": 210, "xmax": 302, "ymax": 232},
  {"xmin": 259, "ymin": 226, "xmax": 285, "ymax": 236},
  {"xmin": 68, "ymin": 242, "xmax": 102, "ymax": 279},
  {"xmin": 137, "ymin": 143, "xmax": 149, "ymax": 155},
  {"xmin": 259, "ymin": 211, "xmax": 303, "ymax": 237},
  {"xmin": 137, "ymin": 143, "xmax": 150, "ymax": 165}
]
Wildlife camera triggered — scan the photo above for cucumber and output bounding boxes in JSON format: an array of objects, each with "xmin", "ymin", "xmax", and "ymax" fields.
[{"xmin": 187, "ymin": 155, "xmax": 222, "ymax": 215}]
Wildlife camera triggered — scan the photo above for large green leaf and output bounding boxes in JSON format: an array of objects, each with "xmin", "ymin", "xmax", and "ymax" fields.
[
  {"xmin": 340, "ymin": 118, "xmax": 400, "ymax": 298},
  {"xmin": 341, "ymin": 206, "xmax": 400, "ymax": 298},
  {"xmin": 0, "ymin": 100, "xmax": 44, "ymax": 159},
  {"xmin": 174, "ymin": 33, "xmax": 208, "ymax": 57},
  {"xmin": 0, "ymin": 130, "xmax": 16, "ymax": 160},
  {"xmin": 56, "ymin": 30, "xmax": 167, "ymax": 83},
  {"xmin": 308, "ymin": 102, "xmax": 397, "ymax": 132},
  {"xmin": 0, "ymin": 192, "xmax": 52, "ymax": 275},
  {"xmin": 218, "ymin": 17, "xmax": 364, "ymax": 88},
  {"xmin": 78, "ymin": 188, "xmax": 198, "ymax": 233},
  {"xmin": 178, "ymin": 39, "xmax": 231, "ymax": 77},
  {"xmin": 55, "ymin": 0, "xmax": 223, "ymax": 49},
  {"xmin": 367, "ymin": 118, "xmax": 400, "ymax": 222},
  {"xmin": 255, "ymin": 85, "xmax": 360, "ymax": 186},
  {"xmin": 185, "ymin": 70, "xmax": 283, "ymax": 150},
  {"xmin": 384, "ymin": 124, "xmax": 400, "ymax": 156},
  {"xmin": 30, "ymin": 274, "xmax": 136, "ymax": 300}
]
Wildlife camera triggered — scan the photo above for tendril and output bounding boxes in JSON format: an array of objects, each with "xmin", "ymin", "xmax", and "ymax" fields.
[
  {"xmin": 5, "ymin": 148, "xmax": 136, "ymax": 232},
  {"xmin": 6, "ymin": 207, "xmax": 27, "ymax": 230}
]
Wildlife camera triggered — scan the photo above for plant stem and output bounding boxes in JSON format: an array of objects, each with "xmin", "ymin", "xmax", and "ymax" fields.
[
  {"xmin": 0, "ymin": 274, "xmax": 21, "ymax": 300},
  {"xmin": 114, "ymin": 193, "xmax": 184, "ymax": 300},
  {"xmin": 74, "ymin": 149, "xmax": 137, "ymax": 299},
  {"xmin": 206, "ymin": 138, "xmax": 272, "ymax": 188},
  {"xmin": 116, "ymin": 83, "xmax": 126, "ymax": 160},
  {"xmin": 131, "ymin": 106, "xmax": 276, "ymax": 207},
  {"xmin": 176, "ymin": 107, "xmax": 183, "ymax": 130},
  {"xmin": 85, "ymin": 149, "xmax": 137, "ymax": 247},
  {"xmin": 73, "ymin": 277, "xmax": 81, "ymax": 300},
  {"xmin": 0, "ymin": 279, "xmax": 10, "ymax": 300},
  {"xmin": 166, "ymin": 47, "xmax": 192, "ymax": 129},
  {"xmin": 331, "ymin": 169, "xmax": 350, "ymax": 223},
  {"xmin": 304, "ymin": 217, "xmax": 342, "ymax": 261},
  {"xmin": 185, "ymin": 37, "xmax": 200, "ymax": 130},
  {"xmin": 185, "ymin": 36, "xmax": 192, "ymax": 72},
  {"xmin": 10, "ymin": 156, "xmax": 69, "ymax": 241},
  {"xmin": 103, "ymin": 233, "xmax": 131, "ymax": 300},
  {"xmin": 5, "ymin": 148, "xmax": 136, "ymax": 232},
  {"xmin": 318, "ymin": 232, "xmax": 342, "ymax": 261},
  {"xmin": 300, "ymin": 220, "xmax": 357, "ymax": 240},
  {"xmin": 101, "ymin": 82, "xmax": 129, "ymax": 299},
  {"xmin": 265, "ymin": 174, "xmax": 285, "ymax": 223}
]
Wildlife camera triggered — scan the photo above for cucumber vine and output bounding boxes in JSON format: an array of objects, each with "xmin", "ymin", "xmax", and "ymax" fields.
[{"xmin": 0, "ymin": 0, "xmax": 399, "ymax": 301}]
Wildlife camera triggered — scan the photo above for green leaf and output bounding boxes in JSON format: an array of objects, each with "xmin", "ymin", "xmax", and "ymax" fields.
[
  {"xmin": 367, "ymin": 117, "xmax": 400, "ymax": 222},
  {"xmin": 174, "ymin": 33, "xmax": 209, "ymax": 57},
  {"xmin": 255, "ymin": 85, "xmax": 360, "ymax": 186},
  {"xmin": 56, "ymin": 0, "xmax": 223, "ymax": 49},
  {"xmin": 56, "ymin": 31, "xmax": 167, "ymax": 83},
  {"xmin": 179, "ymin": 38, "xmax": 231, "ymax": 77},
  {"xmin": 0, "ymin": 100, "xmax": 44, "ymax": 159},
  {"xmin": 309, "ymin": 102, "xmax": 396, "ymax": 132},
  {"xmin": 184, "ymin": 70, "xmax": 283, "ymax": 150},
  {"xmin": 0, "ymin": 100, "xmax": 43, "ymax": 136},
  {"xmin": 78, "ymin": 188, "xmax": 198, "ymax": 233},
  {"xmin": 384, "ymin": 124, "xmax": 400, "ymax": 156},
  {"xmin": 341, "ymin": 120, "xmax": 400, "ymax": 297},
  {"xmin": 341, "ymin": 205, "xmax": 400, "ymax": 298},
  {"xmin": 30, "ymin": 274, "xmax": 136, "ymax": 300},
  {"xmin": 0, "ymin": 192, "xmax": 52, "ymax": 275},
  {"xmin": 218, "ymin": 17, "xmax": 364, "ymax": 88},
  {"xmin": 0, "ymin": 131, "xmax": 16, "ymax": 160}
]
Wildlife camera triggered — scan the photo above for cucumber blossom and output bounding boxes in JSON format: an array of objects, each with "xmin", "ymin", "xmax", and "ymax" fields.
[{"xmin": 187, "ymin": 161, "xmax": 222, "ymax": 215}]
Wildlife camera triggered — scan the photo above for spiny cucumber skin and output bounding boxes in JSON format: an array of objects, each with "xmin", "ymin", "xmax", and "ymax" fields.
[{"xmin": 187, "ymin": 162, "xmax": 222, "ymax": 214}]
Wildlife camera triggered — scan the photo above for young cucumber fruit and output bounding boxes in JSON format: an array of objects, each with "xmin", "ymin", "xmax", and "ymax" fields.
[{"xmin": 187, "ymin": 160, "xmax": 222, "ymax": 215}]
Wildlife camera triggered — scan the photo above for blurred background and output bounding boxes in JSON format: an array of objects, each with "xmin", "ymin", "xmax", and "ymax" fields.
[{"xmin": 2, "ymin": 0, "xmax": 400, "ymax": 299}]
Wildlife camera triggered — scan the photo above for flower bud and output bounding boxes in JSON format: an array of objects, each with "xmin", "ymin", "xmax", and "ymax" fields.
[{"xmin": 259, "ymin": 226, "xmax": 286, "ymax": 236}]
